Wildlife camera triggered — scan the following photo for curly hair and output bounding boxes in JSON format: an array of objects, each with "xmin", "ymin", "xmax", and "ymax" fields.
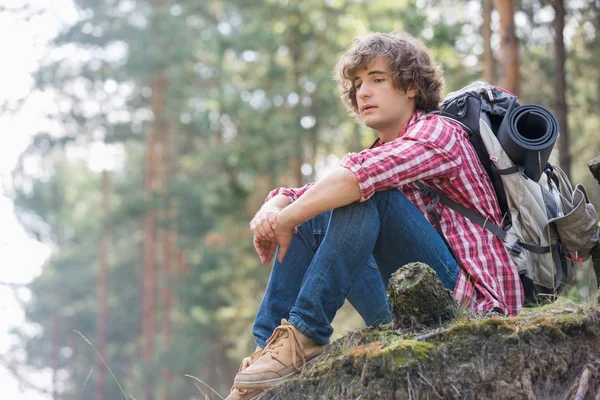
[{"xmin": 334, "ymin": 31, "xmax": 445, "ymax": 118}]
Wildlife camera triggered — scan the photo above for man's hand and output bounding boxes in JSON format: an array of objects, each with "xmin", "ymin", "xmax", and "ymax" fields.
[
  {"xmin": 251, "ymin": 206, "xmax": 281, "ymax": 264},
  {"xmin": 249, "ymin": 207, "xmax": 280, "ymax": 241},
  {"xmin": 251, "ymin": 210, "xmax": 297, "ymax": 264},
  {"xmin": 250, "ymin": 194, "xmax": 293, "ymax": 264},
  {"xmin": 271, "ymin": 217, "xmax": 296, "ymax": 262},
  {"xmin": 253, "ymin": 235, "xmax": 278, "ymax": 265}
]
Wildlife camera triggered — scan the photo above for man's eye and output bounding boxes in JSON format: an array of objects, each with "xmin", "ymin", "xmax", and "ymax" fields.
[{"xmin": 374, "ymin": 78, "xmax": 385, "ymax": 83}]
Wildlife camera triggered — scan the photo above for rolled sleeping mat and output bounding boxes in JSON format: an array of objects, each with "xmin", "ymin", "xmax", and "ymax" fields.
[{"xmin": 497, "ymin": 104, "xmax": 559, "ymax": 182}]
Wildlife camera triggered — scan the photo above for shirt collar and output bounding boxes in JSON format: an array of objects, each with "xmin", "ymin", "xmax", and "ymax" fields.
[{"xmin": 398, "ymin": 110, "xmax": 423, "ymax": 137}]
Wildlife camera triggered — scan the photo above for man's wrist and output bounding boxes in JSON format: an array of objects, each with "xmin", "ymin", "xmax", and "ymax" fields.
[
  {"xmin": 261, "ymin": 194, "xmax": 291, "ymax": 212},
  {"xmin": 277, "ymin": 205, "xmax": 303, "ymax": 230}
]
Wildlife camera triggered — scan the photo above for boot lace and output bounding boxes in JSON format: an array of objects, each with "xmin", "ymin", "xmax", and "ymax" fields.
[{"xmin": 262, "ymin": 323, "xmax": 306, "ymax": 372}]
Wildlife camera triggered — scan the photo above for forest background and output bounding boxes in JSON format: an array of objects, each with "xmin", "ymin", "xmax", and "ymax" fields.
[{"xmin": 0, "ymin": 0, "xmax": 599, "ymax": 399}]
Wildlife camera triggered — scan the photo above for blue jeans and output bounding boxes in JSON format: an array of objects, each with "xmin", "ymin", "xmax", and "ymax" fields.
[{"xmin": 252, "ymin": 189, "xmax": 459, "ymax": 347}]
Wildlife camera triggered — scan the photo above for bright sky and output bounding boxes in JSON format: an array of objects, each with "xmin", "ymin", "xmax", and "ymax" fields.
[{"xmin": 0, "ymin": 1, "xmax": 77, "ymax": 398}]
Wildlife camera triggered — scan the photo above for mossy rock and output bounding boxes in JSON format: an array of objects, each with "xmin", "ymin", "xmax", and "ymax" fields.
[
  {"xmin": 262, "ymin": 306, "xmax": 600, "ymax": 399},
  {"xmin": 388, "ymin": 262, "xmax": 457, "ymax": 331}
]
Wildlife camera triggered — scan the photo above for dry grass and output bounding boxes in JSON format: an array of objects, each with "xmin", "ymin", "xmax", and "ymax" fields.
[{"xmin": 74, "ymin": 329, "xmax": 136, "ymax": 400}]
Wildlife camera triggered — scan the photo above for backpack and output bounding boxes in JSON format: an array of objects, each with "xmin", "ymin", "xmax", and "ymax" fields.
[{"xmin": 420, "ymin": 81, "xmax": 599, "ymax": 305}]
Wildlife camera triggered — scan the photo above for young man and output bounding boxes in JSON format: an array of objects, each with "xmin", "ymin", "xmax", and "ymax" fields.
[{"xmin": 226, "ymin": 31, "xmax": 523, "ymax": 400}]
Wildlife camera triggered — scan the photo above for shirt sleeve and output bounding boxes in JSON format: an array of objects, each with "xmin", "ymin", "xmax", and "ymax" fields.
[
  {"xmin": 265, "ymin": 182, "xmax": 316, "ymax": 204},
  {"xmin": 341, "ymin": 117, "xmax": 463, "ymax": 202}
]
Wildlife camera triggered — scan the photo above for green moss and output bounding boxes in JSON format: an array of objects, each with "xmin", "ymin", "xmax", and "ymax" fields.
[
  {"xmin": 442, "ymin": 307, "xmax": 599, "ymax": 347},
  {"xmin": 304, "ymin": 354, "xmax": 342, "ymax": 378},
  {"xmin": 374, "ymin": 340, "xmax": 434, "ymax": 366},
  {"xmin": 529, "ymin": 312, "xmax": 595, "ymax": 338},
  {"xmin": 359, "ymin": 329, "xmax": 400, "ymax": 344},
  {"xmin": 445, "ymin": 317, "xmax": 516, "ymax": 340}
]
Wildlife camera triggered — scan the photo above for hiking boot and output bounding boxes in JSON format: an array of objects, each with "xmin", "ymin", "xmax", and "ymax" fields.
[
  {"xmin": 233, "ymin": 319, "xmax": 328, "ymax": 389},
  {"xmin": 225, "ymin": 349, "xmax": 264, "ymax": 400}
]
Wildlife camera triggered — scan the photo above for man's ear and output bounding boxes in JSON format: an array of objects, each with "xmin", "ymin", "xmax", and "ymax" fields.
[{"xmin": 406, "ymin": 87, "xmax": 418, "ymax": 98}]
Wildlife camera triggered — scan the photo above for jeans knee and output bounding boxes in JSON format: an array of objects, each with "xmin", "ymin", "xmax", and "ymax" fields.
[
  {"xmin": 371, "ymin": 189, "xmax": 412, "ymax": 208},
  {"xmin": 298, "ymin": 211, "xmax": 330, "ymax": 235}
]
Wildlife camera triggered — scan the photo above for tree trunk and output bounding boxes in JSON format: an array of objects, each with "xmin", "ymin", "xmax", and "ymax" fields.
[
  {"xmin": 178, "ymin": 248, "xmax": 189, "ymax": 273},
  {"xmin": 308, "ymin": 99, "xmax": 319, "ymax": 183},
  {"xmin": 482, "ymin": 0, "xmax": 495, "ymax": 83},
  {"xmin": 143, "ymin": 3, "xmax": 168, "ymax": 399},
  {"xmin": 289, "ymin": 16, "xmax": 304, "ymax": 188},
  {"xmin": 553, "ymin": 0, "xmax": 572, "ymax": 180},
  {"xmin": 159, "ymin": 117, "xmax": 174, "ymax": 400},
  {"xmin": 495, "ymin": 0, "xmax": 519, "ymax": 95},
  {"xmin": 143, "ymin": 72, "xmax": 167, "ymax": 400},
  {"xmin": 96, "ymin": 170, "xmax": 110, "ymax": 400},
  {"xmin": 142, "ymin": 101, "xmax": 158, "ymax": 400}
]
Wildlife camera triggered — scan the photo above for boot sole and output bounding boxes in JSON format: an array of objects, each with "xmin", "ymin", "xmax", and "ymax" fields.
[
  {"xmin": 234, "ymin": 346, "xmax": 329, "ymax": 389},
  {"xmin": 234, "ymin": 368, "xmax": 299, "ymax": 389}
]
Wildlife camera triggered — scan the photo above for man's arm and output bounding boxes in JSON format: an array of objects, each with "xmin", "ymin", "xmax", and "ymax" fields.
[
  {"xmin": 278, "ymin": 166, "xmax": 361, "ymax": 227},
  {"xmin": 271, "ymin": 166, "xmax": 361, "ymax": 261},
  {"xmin": 262, "ymin": 194, "xmax": 292, "ymax": 210}
]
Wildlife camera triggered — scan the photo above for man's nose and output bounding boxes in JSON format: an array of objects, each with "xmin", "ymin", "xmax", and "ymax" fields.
[{"xmin": 357, "ymin": 83, "xmax": 371, "ymax": 98}]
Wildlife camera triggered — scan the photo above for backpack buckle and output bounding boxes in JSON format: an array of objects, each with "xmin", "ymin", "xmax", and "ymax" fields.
[
  {"xmin": 510, "ymin": 243, "xmax": 523, "ymax": 257},
  {"xmin": 420, "ymin": 186, "xmax": 434, "ymax": 197},
  {"xmin": 416, "ymin": 182, "xmax": 434, "ymax": 198}
]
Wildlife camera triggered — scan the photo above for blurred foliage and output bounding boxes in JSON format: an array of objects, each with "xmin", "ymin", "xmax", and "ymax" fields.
[{"xmin": 4, "ymin": 0, "xmax": 599, "ymax": 398}]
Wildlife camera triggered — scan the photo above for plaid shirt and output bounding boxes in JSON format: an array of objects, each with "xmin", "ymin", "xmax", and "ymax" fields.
[{"xmin": 267, "ymin": 111, "xmax": 523, "ymax": 316}]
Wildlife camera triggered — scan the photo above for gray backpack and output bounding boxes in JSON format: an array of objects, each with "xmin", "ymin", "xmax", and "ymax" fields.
[{"xmin": 420, "ymin": 81, "xmax": 599, "ymax": 304}]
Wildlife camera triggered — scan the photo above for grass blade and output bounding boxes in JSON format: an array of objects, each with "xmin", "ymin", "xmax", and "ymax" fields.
[
  {"xmin": 184, "ymin": 374, "xmax": 224, "ymax": 400},
  {"xmin": 73, "ymin": 330, "xmax": 129, "ymax": 399}
]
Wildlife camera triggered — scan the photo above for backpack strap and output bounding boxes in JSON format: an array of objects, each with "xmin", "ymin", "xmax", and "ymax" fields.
[
  {"xmin": 414, "ymin": 181, "xmax": 506, "ymax": 239},
  {"xmin": 518, "ymin": 242, "xmax": 553, "ymax": 254},
  {"xmin": 414, "ymin": 182, "xmax": 459, "ymax": 261},
  {"xmin": 432, "ymin": 113, "xmax": 476, "ymax": 136},
  {"xmin": 414, "ymin": 181, "xmax": 553, "ymax": 256},
  {"xmin": 493, "ymin": 164, "xmax": 522, "ymax": 176}
]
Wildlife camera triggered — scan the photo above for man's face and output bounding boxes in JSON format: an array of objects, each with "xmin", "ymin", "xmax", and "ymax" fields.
[{"xmin": 353, "ymin": 57, "xmax": 417, "ymax": 138}]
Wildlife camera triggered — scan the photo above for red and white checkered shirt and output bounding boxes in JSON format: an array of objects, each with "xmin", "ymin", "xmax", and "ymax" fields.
[{"xmin": 266, "ymin": 111, "xmax": 523, "ymax": 316}]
